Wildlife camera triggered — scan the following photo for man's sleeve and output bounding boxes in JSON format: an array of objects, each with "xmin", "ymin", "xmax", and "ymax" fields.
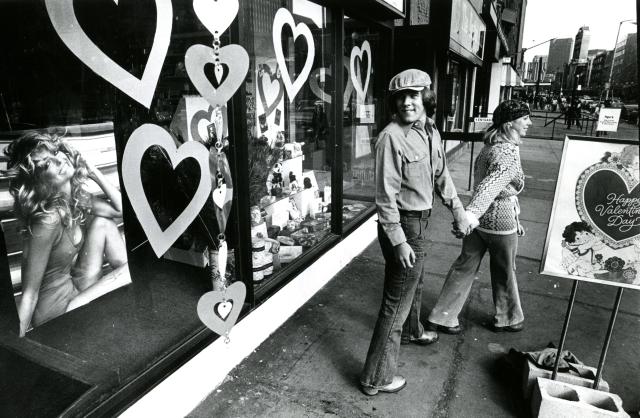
[
  {"xmin": 433, "ymin": 139, "xmax": 466, "ymax": 225},
  {"xmin": 375, "ymin": 132, "xmax": 406, "ymax": 246}
]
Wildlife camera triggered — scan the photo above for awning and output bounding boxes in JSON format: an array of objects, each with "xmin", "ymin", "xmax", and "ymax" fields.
[{"xmin": 501, "ymin": 64, "xmax": 524, "ymax": 87}]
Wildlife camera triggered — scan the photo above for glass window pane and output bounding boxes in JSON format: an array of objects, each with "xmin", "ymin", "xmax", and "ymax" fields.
[
  {"xmin": 342, "ymin": 17, "xmax": 387, "ymax": 225},
  {"xmin": 241, "ymin": 0, "xmax": 335, "ymax": 288}
]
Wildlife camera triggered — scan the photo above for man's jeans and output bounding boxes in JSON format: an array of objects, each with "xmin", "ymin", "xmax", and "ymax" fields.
[
  {"xmin": 360, "ymin": 212, "xmax": 429, "ymax": 388},
  {"xmin": 428, "ymin": 230, "xmax": 524, "ymax": 328}
]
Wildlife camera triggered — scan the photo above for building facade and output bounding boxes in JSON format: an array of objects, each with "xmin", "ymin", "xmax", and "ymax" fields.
[
  {"xmin": 547, "ymin": 37, "xmax": 574, "ymax": 74},
  {"xmin": 572, "ymin": 26, "xmax": 591, "ymax": 61}
]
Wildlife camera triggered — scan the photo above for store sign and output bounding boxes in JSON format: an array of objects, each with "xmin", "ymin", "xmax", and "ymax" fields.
[
  {"xmin": 449, "ymin": 0, "xmax": 485, "ymax": 62},
  {"xmin": 541, "ymin": 137, "xmax": 640, "ymax": 290},
  {"xmin": 597, "ymin": 108, "xmax": 622, "ymax": 132}
]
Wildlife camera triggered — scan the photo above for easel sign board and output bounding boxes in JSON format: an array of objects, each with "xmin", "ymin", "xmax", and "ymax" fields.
[
  {"xmin": 596, "ymin": 108, "xmax": 621, "ymax": 132},
  {"xmin": 540, "ymin": 136, "xmax": 640, "ymax": 290}
]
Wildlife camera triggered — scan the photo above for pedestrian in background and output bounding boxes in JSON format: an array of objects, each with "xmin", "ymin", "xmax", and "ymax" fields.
[
  {"xmin": 427, "ymin": 100, "xmax": 531, "ymax": 335},
  {"xmin": 360, "ymin": 69, "xmax": 471, "ymax": 396}
]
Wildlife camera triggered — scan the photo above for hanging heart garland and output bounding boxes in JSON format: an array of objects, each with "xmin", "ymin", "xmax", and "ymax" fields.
[
  {"xmin": 197, "ymin": 280, "xmax": 246, "ymax": 342},
  {"xmin": 122, "ymin": 124, "xmax": 212, "ymax": 257},
  {"xmin": 45, "ymin": 0, "xmax": 172, "ymax": 109},
  {"xmin": 350, "ymin": 41, "xmax": 372, "ymax": 104},
  {"xmin": 185, "ymin": 44, "xmax": 250, "ymax": 109},
  {"xmin": 272, "ymin": 8, "xmax": 315, "ymax": 103},
  {"xmin": 193, "ymin": 0, "xmax": 239, "ymax": 37}
]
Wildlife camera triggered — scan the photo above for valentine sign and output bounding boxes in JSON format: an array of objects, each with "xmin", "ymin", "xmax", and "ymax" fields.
[{"xmin": 541, "ymin": 137, "xmax": 640, "ymax": 290}]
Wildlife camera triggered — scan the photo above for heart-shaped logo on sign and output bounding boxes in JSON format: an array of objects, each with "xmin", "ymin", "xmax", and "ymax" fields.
[
  {"xmin": 575, "ymin": 163, "xmax": 640, "ymax": 249},
  {"xmin": 350, "ymin": 41, "xmax": 372, "ymax": 103},
  {"xmin": 185, "ymin": 44, "xmax": 249, "ymax": 108},
  {"xmin": 122, "ymin": 124, "xmax": 212, "ymax": 257},
  {"xmin": 193, "ymin": 0, "xmax": 239, "ymax": 36},
  {"xmin": 257, "ymin": 72, "xmax": 284, "ymax": 117},
  {"xmin": 45, "ymin": 0, "xmax": 172, "ymax": 109},
  {"xmin": 272, "ymin": 8, "xmax": 316, "ymax": 103},
  {"xmin": 198, "ymin": 281, "xmax": 246, "ymax": 337},
  {"xmin": 309, "ymin": 57, "xmax": 354, "ymax": 105}
]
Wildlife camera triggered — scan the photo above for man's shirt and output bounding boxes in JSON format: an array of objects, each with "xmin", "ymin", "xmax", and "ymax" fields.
[{"xmin": 371, "ymin": 116, "xmax": 465, "ymax": 246}]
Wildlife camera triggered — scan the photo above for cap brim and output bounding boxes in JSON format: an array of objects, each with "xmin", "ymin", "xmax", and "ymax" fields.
[{"xmin": 391, "ymin": 86, "xmax": 426, "ymax": 93}]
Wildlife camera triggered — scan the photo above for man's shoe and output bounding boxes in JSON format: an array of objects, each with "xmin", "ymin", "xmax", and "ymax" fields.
[
  {"xmin": 401, "ymin": 331, "xmax": 439, "ymax": 345},
  {"xmin": 493, "ymin": 322, "xmax": 524, "ymax": 333},
  {"xmin": 360, "ymin": 376, "xmax": 407, "ymax": 396},
  {"xmin": 427, "ymin": 321, "xmax": 463, "ymax": 335}
]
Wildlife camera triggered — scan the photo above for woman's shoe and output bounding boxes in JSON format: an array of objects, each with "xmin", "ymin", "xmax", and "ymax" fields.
[
  {"xmin": 427, "ymin": 321, "xmax": 463, "ymax": 335},
  {"xmin": 493, "ymin": 322, "xmax": 524, "ymax": 333},
  {"xmin": 360, "ymin": 376, "xmax": 407, "ymax": 396}
]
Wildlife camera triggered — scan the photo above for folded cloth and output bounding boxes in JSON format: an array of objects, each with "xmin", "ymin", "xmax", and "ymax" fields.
[{"xmin": 525, "ymin": 347, "xmax": 583, "ymax": 372}]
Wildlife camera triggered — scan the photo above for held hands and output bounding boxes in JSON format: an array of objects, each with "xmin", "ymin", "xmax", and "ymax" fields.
[
  {"xmin": 451, "ymin": 211, "xmax": 478, "ymax": 239},
  {"xmin": 393, "ymin": 241, "xmax": 415, "ymax": 269}
]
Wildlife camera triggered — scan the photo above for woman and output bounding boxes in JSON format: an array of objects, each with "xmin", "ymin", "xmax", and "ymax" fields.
[
  {"xmin": 5, "ymin": 132, "xmax": 128, "ymax": 336},
  {"xmin": 428, "ymin": 100, "xmax": 532, "ymax": 334}
]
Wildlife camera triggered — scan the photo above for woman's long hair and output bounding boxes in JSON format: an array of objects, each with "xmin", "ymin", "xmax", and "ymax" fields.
[
  {"xmin": 4, "ymin": 132, "xmax": 91, "ymax": 232},
  {"xmin": 483, "ymin": 122, "xmax": 522, "ymax": 146}
]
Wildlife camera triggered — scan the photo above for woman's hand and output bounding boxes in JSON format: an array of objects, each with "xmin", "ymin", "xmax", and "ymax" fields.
[{"xmin": 517, "ymin": 223, "xmax": 526, "ymax": 237}]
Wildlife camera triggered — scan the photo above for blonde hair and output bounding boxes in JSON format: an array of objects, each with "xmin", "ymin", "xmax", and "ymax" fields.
[{"xmin": 483, "ymin": 123, "xmax": 522, "ymax": 145}]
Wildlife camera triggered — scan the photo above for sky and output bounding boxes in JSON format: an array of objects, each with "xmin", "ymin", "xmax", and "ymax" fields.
[{"xmin": 521, "ymin": 0, "xmax": 637, "ymax": 62}]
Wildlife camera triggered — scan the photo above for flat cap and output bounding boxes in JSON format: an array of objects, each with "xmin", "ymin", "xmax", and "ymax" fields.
[{"xmin": 388, "ymin": 69, "xmax": 431, "ymax": 93}]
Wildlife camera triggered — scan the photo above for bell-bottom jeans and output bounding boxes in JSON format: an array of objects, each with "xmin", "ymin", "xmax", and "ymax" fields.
[
  {"xmin": 428, "ymin": 229, "xmax": 524, "ymax": 328},
  {"xmin": 360, "ymin": 212, "xmax": 429, "ymax": 389}
]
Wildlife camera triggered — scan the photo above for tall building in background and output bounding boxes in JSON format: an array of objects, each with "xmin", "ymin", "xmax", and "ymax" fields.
[
  {"xmin": 530, "ymin": 54, "xmax": 547, "ymax": 82},
  {"xmin": 547, "ymin": 38, "xmax": 573, "ymax": 74},
  {"xmin": 586, "ymin": 48, "xmax": 606, "ymax": 87},
  {"xmin": 572, "ymin": 26, "xmax": 590, "ymax": 61}
]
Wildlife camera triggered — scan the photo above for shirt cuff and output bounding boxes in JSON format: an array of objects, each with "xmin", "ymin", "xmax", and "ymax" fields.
[{"xmin": 384, "ymin": 225, "xmax": 407, "ymax": 247}]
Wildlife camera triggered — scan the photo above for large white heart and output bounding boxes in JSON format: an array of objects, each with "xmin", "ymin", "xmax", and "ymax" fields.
[
  {"xmin": 122, "ymin": 124, "xmax": 212, "ymax": 257},
  {"xmin": 193, "ymin": 0, "xmax": 239, "ymax": 36},
  {"xmin": 272, "ymin": 8, "xmax": 315, "ymax": 103},
  {"xmin": 44, "ymin": 0, "xmax": 172, "ymax": 109},
  {"xmin": 350, "ymin": 41, "xmax": 372, "ymax": 103},
  {"xmin": 185, "ymin": 44, "xmax": 249, "ymax": 108},
  {"xmin": 198, "ymin": 281, "xmax": 246, "ymax": 337}
]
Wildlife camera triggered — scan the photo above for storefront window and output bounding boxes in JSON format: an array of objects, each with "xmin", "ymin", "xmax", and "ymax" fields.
[
  {"xmin": 341, "ymin": 17, "xmax": 387, "ymax": 226},
  {"xmin": 240, "ymin": 0, "xmax": 334, "ymax": 288},
  {"xmin": 446, "ymin": 60, "xmax": 465, "ymax": 131}
]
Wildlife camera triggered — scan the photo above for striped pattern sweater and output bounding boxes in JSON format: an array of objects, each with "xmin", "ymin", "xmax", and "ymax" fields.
[{"xmin": 467, "ymin": 141, "xmax": 524, "ymax": 234}]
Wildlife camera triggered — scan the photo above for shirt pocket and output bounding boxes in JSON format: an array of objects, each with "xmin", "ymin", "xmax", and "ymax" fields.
[{"xmin": 403, "ymin": 150, "xmax": 429, "ymax": 178}]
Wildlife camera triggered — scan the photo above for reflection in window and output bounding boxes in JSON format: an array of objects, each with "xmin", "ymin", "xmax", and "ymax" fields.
[
  {"xmin": 242, "ymin": 0, "xmax": 334, "ymax": 287},
  {"xmin": 342, "ymin": 17, "xmax": 385, "ymax": 226}
]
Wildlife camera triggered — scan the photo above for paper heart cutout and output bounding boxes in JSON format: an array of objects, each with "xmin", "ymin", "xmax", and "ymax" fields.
[
  {"xmin": 216, "ymin": 300, "xmax": 233, "ymax": 320},
  {"xmin": 575, "ymin": 162, "xmax": 640, "ymax": 249},
  {"xmin": 257, "ymin": 72, "xmax": 284, "ymax": 117},
  {"xmin": 45, "ymin": 0, "xmax": 171, "ymax": 109},
  {"xmin": 186, "ymin": 44, "xmax": 249, "ymax": 108},
  {"xmin": 122, "ymin": 124, "xmax": 212, "ymax": 257},
  {"xmin": 309, "ymin": 57, "xmax": 354, "ymax": 105},
  {"xmin": 197, "ymin": 281, "xmax": 246, "ymax": 337},
  {"xmin": 212, "ymin": 184, "xmax": 227, "ymax": 209},
  {"xmin": 272, "ymin": 8, "xmax": 315, "ymax": 103},
  {"xmin": 190, "ymin": 105, "xmax": 216, "ymax": 143},
  {"xmin": 350, "ymin": 41, "xmax": 372, "ymax": 103},
  {"xmin": 193, "ymin": 0, "xmax": 239, "ymax": 36}
]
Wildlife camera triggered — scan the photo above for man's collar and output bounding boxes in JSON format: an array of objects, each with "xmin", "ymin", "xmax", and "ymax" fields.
[{"xmin": 400, "ymin": 115, "xmax": 434, "ymax": 137}]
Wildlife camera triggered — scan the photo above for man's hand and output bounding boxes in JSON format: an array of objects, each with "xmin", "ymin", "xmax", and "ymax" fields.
[{"xmin": 393, "ymin": 242, "xmax": 415, "ymax": 269}]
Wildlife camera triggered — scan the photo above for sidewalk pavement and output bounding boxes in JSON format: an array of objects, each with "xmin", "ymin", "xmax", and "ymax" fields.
[{"xmin": 189, "ymin": 138, "xmax": 640, "ymax": 418}]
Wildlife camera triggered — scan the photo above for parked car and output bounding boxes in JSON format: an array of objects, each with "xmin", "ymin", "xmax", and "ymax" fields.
[{"xmin": 621, "ymin": 104, "xmax": 638, "ymax": 124}]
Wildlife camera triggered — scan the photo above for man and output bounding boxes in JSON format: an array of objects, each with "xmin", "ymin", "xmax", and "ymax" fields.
[{"xmin": 360, "ymin": 69, "xmax": 471, "ymax": 396}]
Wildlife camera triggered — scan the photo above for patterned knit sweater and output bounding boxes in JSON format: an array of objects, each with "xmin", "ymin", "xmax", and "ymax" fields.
[{"xmin": 466, "ymin": 141, "xmax": 524, "ymax": 234}]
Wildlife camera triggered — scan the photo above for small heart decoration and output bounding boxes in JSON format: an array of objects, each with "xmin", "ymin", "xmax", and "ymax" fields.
[
  {"xmin": 198, "ymin": 281, "xmax": 246, "ymax": 337},
  {"xmin": 215, "ymin": 300, "xmax": 233, "ymax": 320},
  {"xmin": 190, "ymin": 105, "xmax": 215, "ymax": 143},
  {"xmin": 212, "ymin": 185, "xmax": 227, "ymax": 209},
  {"xmin": 186, "ymin": 44, "xmax": 249, "ymax": 108},
  {"xmin": 272, "ymin": 8, "xmax": 315, "ymax": 102},
  {"xmin": 257, "ymin": 72, "xmax": 284, "ymax": 117},
  {"xmin": 122, "ymin": 124, "xmax": 212, "ymax": 257},
  {"xmin": 193, "ymin": 0, "xmax": 239, "ymax": 36},
  {"xmin": 350, "ymin": 41, "xmax": 372, "ymax": 103},
  {"xmin": 575, "ymin": 162, "xmax": 640, "ymax": 249},
  {"xmin": 45, "ymin": 0, "xmax": 172, "ymax": 108},
  {"xmin": 309, "ymin": 57, "xmax": 354, "ymax": 105}
]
